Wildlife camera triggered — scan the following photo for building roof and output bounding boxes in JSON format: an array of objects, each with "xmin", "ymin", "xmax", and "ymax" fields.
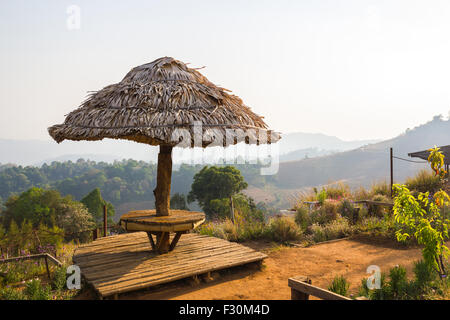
[{"xmin": 408, "ymin": 145, "xmax": 450, "ymax": 165}]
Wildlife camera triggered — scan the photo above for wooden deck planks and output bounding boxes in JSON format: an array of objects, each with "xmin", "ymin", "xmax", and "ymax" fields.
[{"xmin": 73, "ymin": 232, "xmax": 267, "ymax": 298}]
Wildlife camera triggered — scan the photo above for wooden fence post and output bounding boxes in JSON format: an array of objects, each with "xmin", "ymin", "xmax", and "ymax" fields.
[
  {"xmin": 352, "ymin": 207, "xmax": 360, "ymax": 225},
  {"xmin": 93, "ymin": 228, "xmax": 98, "ymax": 241},
  {"xmin": 290, "ymin": 276, "xmax": 311, "ymax": 300},
  {"xmin": 103, "ymin": 205, "xmax": 108, "ymax": 237},
  {"xmin": 44, "ymin": 255, "xmax": 50, "ymax": 279}
]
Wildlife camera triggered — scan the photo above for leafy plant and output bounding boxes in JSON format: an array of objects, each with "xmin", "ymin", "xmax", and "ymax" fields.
[
  {"xmin": 294, "ymin": 205, "xmax": 309, "ymax": 229},
  {"xmin": 337, "ymin": 199, "xmax": 354, "ymax": 221},
  {"xmin": 267, "ymin": 217, "xmax": 302, "ymax": 243},
  {"xmin": 324, "ymin": 183, "xmax": 350, "ymax": 200},
  {"xmin": 405, "ymin": 169, "xmax": 443, "ymax": 194},
  {"xmin": 393, "ymin": 185, "xmax": 449, "ymax": 278},
  {"xmin": 308, "ymin": 218, "xmax": 352, "ymax": 243},
  {"xmin": 428, "ymin": 146, "xmax": 448, "ymax": 179},
  {"xmin": 24, "ymin": 279, "xmax": 51, "ymax": 300},
  {"xmin": 317, "ymin": 189, "xmax": 327, "ymax": 205},
  {"xmin": 0, "ymin": 287, "xmax": 26, "ymax": 300},
  {"xmin": 392, "ymin": 147, "xmax": 450, "ymax": 279},
  {"xmin": 80, "ymin": 188, "xmax": 115, "ymax": 226},
  {"xmin": 309, "ymin": 202, "xmax": 339, "ymax": 225},
  {"xmin": 328, "ymin": 275, "xmax": 349, "ymax": 296},
  {"xmin": 413, "ymin": 260, "xmax": 436, "ymax": 289},
  {"xmin": 388, "ymin": 265, "xmax": 409, "ymax": 299},
  {"xmin": 52, "ymin": 266, "xmax": 67, "ymax": 291}
]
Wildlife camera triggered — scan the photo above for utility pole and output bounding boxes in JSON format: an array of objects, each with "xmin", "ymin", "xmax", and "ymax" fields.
[{"xmin": 390, "ymin": 147, "xmax": 394, "ymax": 198}]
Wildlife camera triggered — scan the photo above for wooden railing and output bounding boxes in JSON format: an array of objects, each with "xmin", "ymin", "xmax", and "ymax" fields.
[
  {"xmin": 288, "ymin": 276, "xmax": 351, "ymax": 300},
  {"xmin": 0, "ymin": 253, "xmax": 62, "ymax": 278}
]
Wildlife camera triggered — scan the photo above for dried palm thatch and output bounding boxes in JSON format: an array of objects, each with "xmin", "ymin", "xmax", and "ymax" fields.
[
  {"xmin": 48, "ymin": 57, "xmax": 280, "ymax": 245},
  {"xmin": 48, "ymin": 57, "xmax": 280, "ymax": 148}
]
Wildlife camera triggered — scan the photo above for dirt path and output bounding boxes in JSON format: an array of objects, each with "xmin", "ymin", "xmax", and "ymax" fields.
[{"xmin": 115, "ymin": 235, "xmax": 448, "ymax": 300}]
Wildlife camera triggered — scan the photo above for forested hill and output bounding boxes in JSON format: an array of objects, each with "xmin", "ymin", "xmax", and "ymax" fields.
[{"xmin": 0, "ymin": 160, "xmax": 271, "ymax": 211}]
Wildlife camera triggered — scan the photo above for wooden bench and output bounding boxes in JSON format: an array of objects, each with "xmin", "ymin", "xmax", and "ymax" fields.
[{"xmin": 119, "ymin": 209, "xmax": 205, "ymax": 254}]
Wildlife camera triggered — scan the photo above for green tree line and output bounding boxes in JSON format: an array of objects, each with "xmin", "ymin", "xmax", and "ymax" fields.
[{"xmin": 0, "ymin": 159, "xmax": 273, "ymax": 208}]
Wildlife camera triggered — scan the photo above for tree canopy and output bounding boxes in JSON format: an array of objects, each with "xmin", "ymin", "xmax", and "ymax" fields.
[
  {"xmin": 188, "ymin": 166, "xmax": 248, "ymax": 216},
  {"xmin": 0, "ymin": 187, "xmax": 95, "ymax": 242},
  {"xmin": 80, "ymin": 188, "xmax": 115, "ymax": 225},
  {"xmin": 0, "ymin": 160, "xmax": 271, "ymax": 210}
]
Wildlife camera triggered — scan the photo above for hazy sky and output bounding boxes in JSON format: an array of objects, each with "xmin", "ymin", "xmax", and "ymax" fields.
[{"xmin": 1, "ymin": 0, "xmax": 450, "ymax": 142}]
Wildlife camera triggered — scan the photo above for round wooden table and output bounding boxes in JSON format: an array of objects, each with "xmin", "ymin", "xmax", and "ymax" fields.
[{"xmin": 119, "ymin": 210, "xmax": 205, "ymax": 254}]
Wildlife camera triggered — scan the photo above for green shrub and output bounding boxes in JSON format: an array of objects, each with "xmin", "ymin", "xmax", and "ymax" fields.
[
  {"xmin": 368, "ymin": 194, "xmax": 390, "ymax": 217},
  {"xmin": 239, "ymin": 221, "xmax": 266, "ymax": 241},
  {"xmin": 337, "ymin": 199, "xmax": 354, "ymax": 221},
  {"xmin": 369, "ymin": 181, "xmax": 390, "ymax": 197},
  {"xmin": 353, "ymin": 187, "xmax": 370, "ymax": 201},
  {"xmin": 197, "ymin": 215, "xmax": 266, "ymax": 243},
  {"xmin": 361, "ymin": 265, "xmax": 430, "ymax": 300},
  {"xmin": 328, "ymin": 275, "xmax": 349, "ymax": 296},
  {"xmin": 356, "ymin": 216, "xmax": 398, "ymax": 240},
  {"xmin": 24, "ymin": 279, "xmax": 51, "ymax": 300},
  {"xmin": 309, "ymin": 201, "xmax": 339, "ymax": 225},
  {"xmin": 317, "ymin": 189, "xmax": 327, "ymax": 205},
  {"xmin": 321, "ymin": 201, "xmax": 339, "ymax": 221},
  {"xmin": 405, "ymin": 169, "xmax": 443, "ymax": 194},
  {"xmin": 208, "ymin": 198, "xmax": 232, "ymax": 219},
  {"xmin": 388, "ymin": 265, "xmax": 409, "ymax": 299},
  {"xmin": 308, "ymin": 218, "xmax": 353, "ymax": 243},
  {"xmin": 413, "ymin": 260, "xmax": 436, "ymax": 289},
  {"xmin": 3, "ymin": 268, "xmax": 22, "ymax": 285},
  {"xmin": 267, "ymin": 217, "xmax": 302, "ymax": 243},
  {"xmin": 0, "ymin": 287, "xmax": 26, "ymax": 300},
  {"xmin": 309, "ymin": 223, "xmax": 327, "ymax": 242},
  {"xmin": 221, "ymin": 219, "xmax": 239, "ymax": 242},
  {"xmin": 197, "ymin": 222, "xmax": 226, "ymax": 238},
  {"xmin": 52, "ymin": 266, "xmax": 67, "ymax": 291},
  {"xmin": 324, "ymin": 183, "xmax": 351, "ymax": 200},
  {"xmin": 322, "ymin": 218, "xmax": 353, "ymax": 239},
  {"xmin": 294, "ymin": 206, "xmax": 310, "ymax": 229},
  {"xmin": 366, "ymin": 272, "xmax": 388, "ymax": 300},
  {"xmin": 358, "ymin": 278, "xmax": 370, "ymax": 297}
]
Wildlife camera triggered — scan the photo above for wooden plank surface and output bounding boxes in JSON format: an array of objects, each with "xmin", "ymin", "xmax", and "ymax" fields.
[{"xmin": 73, "ymin": 232, "xmax": 266, "ymax": 298}]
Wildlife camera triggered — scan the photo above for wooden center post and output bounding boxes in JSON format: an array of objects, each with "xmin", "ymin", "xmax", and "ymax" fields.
[{"xmin": 153, "ymin": 144, "xmax": 173, "ymax": 253}]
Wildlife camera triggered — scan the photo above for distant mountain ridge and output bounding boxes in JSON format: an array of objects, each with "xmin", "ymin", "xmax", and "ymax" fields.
[
  {"xmin": 0, "ymin": 132, "xmax": 379, "ymax": 167},
  {"xmin": 274, "ymin": 116, "xmax": 450, "ymax": 189},
  {"xmin": 277, "ymin": 132, "xmax": 379, "ymax": 155}
]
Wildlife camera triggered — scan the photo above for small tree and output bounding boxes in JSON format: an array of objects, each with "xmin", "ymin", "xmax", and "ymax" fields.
[
  {"xmin": 393, "ymin": 146, "xmax": 449, "ymax": 279},
  {"xmin": 188, "ymin": 166, "xmax": 248, "ymax": 217},
  {"xmin": 81, "ymin": 188, "xmax": 115, "ymax": 226}
]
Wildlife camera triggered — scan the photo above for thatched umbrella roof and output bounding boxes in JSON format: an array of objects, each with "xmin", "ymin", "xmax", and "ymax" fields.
[
  {"xmin": 48, "ymin": 57, "xmax": 280, "ymax": 252},
  {"xmin": 48, "ymin": 57, "xmax": 279, "ymax": 148}
]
